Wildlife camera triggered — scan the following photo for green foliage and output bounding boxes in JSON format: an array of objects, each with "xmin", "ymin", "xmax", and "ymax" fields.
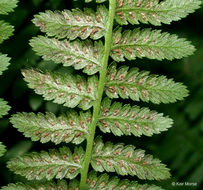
[
  {"xmin": 1, "ymin": 171, "xmax": 164, "ymax": 189},
  {"xmin": 111, "ymin": 28, "xmax": 195, "ymax": 62},
  {"xmin": 115, "ymin": 0, "xmax": 201, "ymax": 25},
  {"xmin": 0, "ymin": 142, "xmax": 6, "ymax": 157},
  {"xmin": 5, "ymin": 0, "xmax": 201, "ymax": 189},
  {"xmin": 0, "ymin": 0, "xmax": 17, "ymax": 117},
  {"xmin": 91, "ymin": 137, "xmax": 170, "ymax": 180},
  {"xmin": 0, "ymin": 0, "xmax": 18, "ymax": 15},
  {"xmin": 22, "ymin": 69, "xmax": 98, "ymax": 110},
  {"xmin": 0, "ymin": 21, "xmax": 14, "ymax": 43},
  {"xmin": 7, "ymin": 146, "xmax": 84, "ymax": 180},
  {"xmin": 0, "ymin": 0, "xmax": 18, "ymax": 161},
  {"xmin": 30, "ymin": 36, "xmax": 103, "ymax": 75},
  {"xmin": 32, "ymin": 6, "xmax": 108, "ymax": 40},
  {"xmin": 98, "ymin": 98, "xmax": 173, "ymax": 137},
  {"xmin": 0, "ymin": 99, "xmax": 10, "ymax": 118},
  {"xmin": 10, "ymin": 111, "xmax": 91, "ymax": 145},
  {"xmin": 85, "ymin": 171, "xmax": 164, "ymax": 189},
  {"xmin": 105, "ymin": 63, "xmax": 188, "ymax": 104},
  {"xmin": 85, "ymin": 0, "xmax": 107, "ymax": 3},
  {"xmin": 0, "ymin": 12, "xmax": 13, "ymax": 118},
  {"xmin": 0, "ymin": 54, "xmax": 10, "ymax": 75},
  {"xmin": 1, "ymin": 181, "xmax": 70, "ymax": 190},
  {"xmin": 1, "ymin": 180, "xmax": 74, "ymax": 190}
]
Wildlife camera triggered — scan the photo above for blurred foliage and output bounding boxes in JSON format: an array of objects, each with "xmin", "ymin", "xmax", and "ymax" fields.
[{"xmin": 0, "ymin": 0, "xmax": 202, "ymax": 189}]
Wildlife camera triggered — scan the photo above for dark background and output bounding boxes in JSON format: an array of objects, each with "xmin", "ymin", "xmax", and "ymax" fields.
[{"xmin": 0, "ymin": 0, "xmax": 202, "ymax": 189}]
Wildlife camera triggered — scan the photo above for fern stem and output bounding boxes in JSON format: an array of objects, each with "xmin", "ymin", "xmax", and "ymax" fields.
[{"xmin": 79, "ymin": 0, "xmax": 116, "ymax": 189}]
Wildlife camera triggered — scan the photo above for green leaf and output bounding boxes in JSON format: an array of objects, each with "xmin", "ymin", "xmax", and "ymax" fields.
[
  {"xmin": 0, "ymin": 0, "xmax": 18, "ymax": 15},
  {"xmin": 98, "ymin": 98, "xmax": 173, "ymax": 137},
  {"xmin": 85, "ymin": 0, "xmax": 107, "ymax": 3},
  {"xmin": 10, "ymin": 111, "xmax": 91, "ymax": 145},
  {"xmin": 0, "ymin": 21, "xmax": 14, "ymax": 43},
  {"xmin": 110, "ymin": 28, "xmax": 195, "ymax": 61},
  {"xmin": 1, "ymin": 172, "xmax": 164, "ymax": 189},
  {"xmin": 0, "ymin": 54, "xmax": 10, "ymax": 75},
  {"xmin": 7, "ymin": 146, "xmax": 84, "ymax": 180},
  {"xmin": 0, "ymin": 98, "xmax": 10, "ymax": 118},
  {"xmin": 0, "ymin": 142, "xmax": 6, "ymax": 157},
  {"xmin": 22, "ymin": 69, "xmax": 98, "ymax": 110},
  {"xmin": 91, "ymin": 137, "xmax": 171, "ymax": 180},
  {"xmin": 115, "ymin": 0, "xmax": 201, "ymax": 26},
  {"xmin": 32, "ymin": 6, "xmax": 108, "ymax": 40},
  {"xmin": 0, "ymin": 180, "xmax": 74, "ymax": 190},
  {"xmin": 30, "ymin": 36, "xmax": 104, "ymax": 75},
  {"xmin": 105, "ymin": 63, "xmax": 189, "ymax": 104},
  {"xmin": 86, "ymin": 171, "xmax": 164, "ymax": 189}
]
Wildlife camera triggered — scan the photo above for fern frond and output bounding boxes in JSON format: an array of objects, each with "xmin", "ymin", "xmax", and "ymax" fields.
[
  {"xmin": 1, "ymin": 172, "xmax": 164, "ymax": 189},
  {"xmin": 98, "ymin": 98, "xmax": 173, "ymax": 137},
  {"xmin": 0, "ymin": 21, "xmax": 14, "ymax": 43},
  {"xmin": 22, "ymin": 69, "xmax": 98, "ymax": 110},
  {"xmin": 0, "ymin": 98, "xmax": 10, "ymax": 118},
  {"xmin": 91, "ymin": 137, "xmax": 171, "ymax": 180},
  {"xmin": 0, "ymin": 54, "xmax": 10, "ymax": 75},
  {"xmin": 7, "ymin": 147, "xmax": 84, "ymax": 180},
  {"xmin": 10, "ymin": 111, "xmax": 91, "ymax": 145},
  {"xmin": 30, "ymin": 36, "xmax": 104, "ymax": 75},
  {"xmin": 33, "ymin": 6, "xmax": 107, "ymax": 40},
  {"xmin": 111, "ymin": 28, "xmax": 195, "ymax": 61},
  {"xmin": 115, "ymin": 0, "xmax": 201, "ymax": 26},
  {"xmin": 0, "ymin": 142, "xmax": 6, "ymax": 157},
  {"xmin": 0, "ymin": 0, "xmax": 18, "ymax": 15},
  {"xmin": 105, "ymin": 63, "xmax": 189, "ymax": 104}
]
